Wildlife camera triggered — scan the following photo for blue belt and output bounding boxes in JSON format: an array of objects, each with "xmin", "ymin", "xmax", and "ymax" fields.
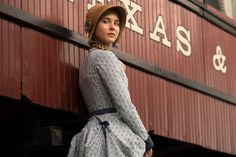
[
  {"xmin": 90, "ymin": 108, "xmax": 117, "ymax": 140},
  {"xmin": 89, "ymin": 108, "xmax": 117, "ymax": 117}
]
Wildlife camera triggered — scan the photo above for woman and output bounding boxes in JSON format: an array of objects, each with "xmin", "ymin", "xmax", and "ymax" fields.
[{"xmin": 67, "ymin": 4, "xmax": 154, "ymax": 157}]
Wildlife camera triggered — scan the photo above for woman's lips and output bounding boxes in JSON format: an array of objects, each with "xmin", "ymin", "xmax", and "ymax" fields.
[{"xmin": 107, "ymin": 33, "xmax": 116, "ymax": 37}]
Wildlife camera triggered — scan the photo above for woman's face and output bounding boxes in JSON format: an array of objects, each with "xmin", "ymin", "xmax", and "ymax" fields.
[{"xmin": 94, "ymin": 11, "xmax": 120, "ymax": 47}]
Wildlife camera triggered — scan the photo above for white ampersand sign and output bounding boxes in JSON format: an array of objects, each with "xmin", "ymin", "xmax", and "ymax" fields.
[{"xmin": 213, "ymin": 46, "xmax": 227, "ymax": 73}]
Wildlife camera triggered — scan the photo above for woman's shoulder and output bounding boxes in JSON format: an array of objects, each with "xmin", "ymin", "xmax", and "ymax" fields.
[{"xmin": 89, "ymin": 48, "xmax": 116, "ymax": 60}]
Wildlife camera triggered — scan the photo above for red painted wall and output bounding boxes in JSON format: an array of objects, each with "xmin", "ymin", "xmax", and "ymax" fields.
[{"xmin": 1, "ymin": 0, "xmax": 236, "ymax": 155}]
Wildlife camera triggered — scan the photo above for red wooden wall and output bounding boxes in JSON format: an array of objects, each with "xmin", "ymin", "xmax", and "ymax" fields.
[{"xmin": 1, "ymin": 0, "xmax": 236, "ymax": 155}]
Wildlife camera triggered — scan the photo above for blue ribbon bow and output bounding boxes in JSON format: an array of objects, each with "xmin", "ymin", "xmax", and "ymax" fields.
[{"xmin": 99, "ymin": 120, "xmax": 109, "ymax": 140}]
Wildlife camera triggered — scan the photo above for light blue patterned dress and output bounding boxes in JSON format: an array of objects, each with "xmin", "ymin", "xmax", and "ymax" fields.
[{"xmin": 67, "ymin": 48, "xmax": 153, "ymax": 157}]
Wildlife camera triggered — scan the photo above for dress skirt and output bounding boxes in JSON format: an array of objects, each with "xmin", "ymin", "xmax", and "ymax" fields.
[{"xmin": 67, "ymin": 113, "xmax": 146, "ymax": 157}]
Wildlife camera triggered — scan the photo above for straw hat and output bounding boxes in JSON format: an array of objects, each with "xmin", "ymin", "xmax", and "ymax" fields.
[{"xmin": 84, "ymin": 4, "xmax": 127, "ymax": 46}]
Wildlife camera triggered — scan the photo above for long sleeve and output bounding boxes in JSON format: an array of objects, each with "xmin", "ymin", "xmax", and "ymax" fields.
[{"xmin": 95, "ymin": 50, "xmax": 153, "ymax": 150}]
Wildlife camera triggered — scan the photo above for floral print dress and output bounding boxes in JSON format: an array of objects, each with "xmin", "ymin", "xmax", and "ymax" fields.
[{"xmin": 67, "ymin": 48, "xmax": 153, "ymax": 157}]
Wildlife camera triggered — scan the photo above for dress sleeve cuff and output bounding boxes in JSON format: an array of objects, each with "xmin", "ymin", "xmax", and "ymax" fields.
[{"xmin": 145, "ymin": 136, "xmax": 154, "ymax": 151}]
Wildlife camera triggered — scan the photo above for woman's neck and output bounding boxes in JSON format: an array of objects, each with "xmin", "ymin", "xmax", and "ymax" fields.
[{"xmin": 89, "ymin": 41, "xmax": 111, "ymax": 50}]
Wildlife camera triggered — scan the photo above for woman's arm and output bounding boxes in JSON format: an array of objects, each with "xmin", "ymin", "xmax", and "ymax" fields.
[{"xmin": 95, "ymin": 50, "xmax": 154, "ymax": 151}]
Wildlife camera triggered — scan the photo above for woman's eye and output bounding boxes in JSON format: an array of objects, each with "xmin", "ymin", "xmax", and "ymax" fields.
[
  {"xmin": 114, "ymin": 22, "xmax": 120, "ymax": 26},
  {"xmin": 102, "ymin": 20, "xmax": 109, "ymax": 24}
]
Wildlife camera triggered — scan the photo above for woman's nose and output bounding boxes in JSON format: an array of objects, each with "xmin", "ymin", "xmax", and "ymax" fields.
[{"xmin": 109, "ymin": 23, "xmax": 116, "ymax": 30}]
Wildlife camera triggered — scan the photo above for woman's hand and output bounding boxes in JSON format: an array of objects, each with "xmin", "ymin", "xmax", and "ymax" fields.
[{"xmin": 144, "ymin": 149, "xmax": 153, "ymax": 157}]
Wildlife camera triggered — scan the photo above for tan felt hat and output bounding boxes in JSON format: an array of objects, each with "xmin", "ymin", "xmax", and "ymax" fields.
[{"xmin": 85, "ymin": 4, "xmax": 127, "ymax": 46}]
